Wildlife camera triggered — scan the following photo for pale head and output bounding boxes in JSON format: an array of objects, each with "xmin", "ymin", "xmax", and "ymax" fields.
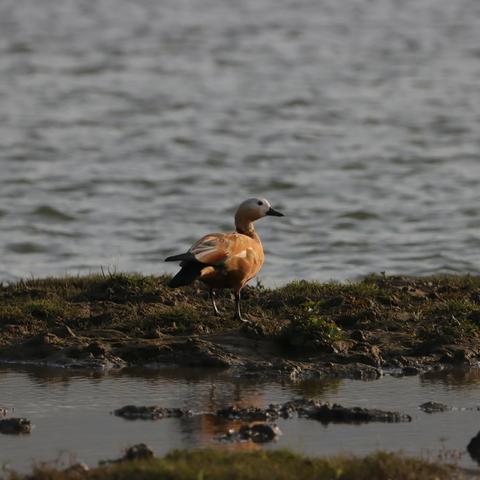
[{"xmin": 235, "ymin": 197, "xmax": 284, "ymax": 232}]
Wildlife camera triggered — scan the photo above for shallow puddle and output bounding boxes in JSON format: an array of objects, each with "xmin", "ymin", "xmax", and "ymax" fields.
[{"xmin": 1, "ymin": 365, "xmax": 480, "ymax": 472}]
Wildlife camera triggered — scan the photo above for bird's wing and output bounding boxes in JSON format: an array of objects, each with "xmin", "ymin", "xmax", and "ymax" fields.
[{"xmin": 189, "ymin": 233, "xmax": 245, "ymax": 265}]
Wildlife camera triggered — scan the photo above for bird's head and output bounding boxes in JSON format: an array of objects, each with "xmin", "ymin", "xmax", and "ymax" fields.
[{"xmin": 235, "ymin": 197, "xmax": 284, "ymax": 225}]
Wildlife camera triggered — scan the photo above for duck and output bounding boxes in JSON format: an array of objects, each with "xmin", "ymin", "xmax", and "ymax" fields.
[{"xmin": 165, "ymin": 198, "xmax": 284, "ymax": 322}]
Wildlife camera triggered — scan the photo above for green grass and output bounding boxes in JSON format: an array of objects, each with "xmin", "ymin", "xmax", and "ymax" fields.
[
  {"xmin": 1, "ymin": 272, "xmax": 480, "ymax": 364},
  {"xmin": 6, "ymin": 449, "xmax": 461, "ymax": 480},
  {"xmin": 280, "ymin": 300, "xmax": 344, "ymax": 351}
]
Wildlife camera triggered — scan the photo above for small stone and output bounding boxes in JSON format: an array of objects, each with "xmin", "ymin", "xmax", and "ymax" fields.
[
  {"xmin": 28, "ymin": 333, "xmax": 60, "ymax": 346},
  {"xmin": 0, "ymin": 417, "xmax": 32, "ymax": 434},
  {"xmin": 123, "ymin": 443, "xmax": 155, "ymax": 461},
  {"xmin": 224, "ymin": 423, "xmax": 282, "ymax": 443},
  {"xmin": 52, "ymin": 325, "xmax": 76, "ymax": 338},
  {"xmin": 468, "ymin": 431, "xmax": 480, "ymax": 463},
  {"xmin": 249, "ymin": 423, "xmax": 282, "ymax": 443},
  {"xmin": 419, "ymin": 402, "xmax": 451, "ymax": 414}
]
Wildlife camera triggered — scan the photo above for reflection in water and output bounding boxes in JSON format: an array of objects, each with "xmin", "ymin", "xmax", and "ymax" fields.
[
  {"xmin": 290, "ymin": 378, "xmax": 342, "ymax": 399},
  {"xmin": 420, "ymin": 368, "xmax": 480, "ymax": 390},
  {"xmin": 2, "ymin": 365, "xmax": 480, "ymax": 471},
  {"xmin": 5, "ymin": 365, "xmax": 343, "ymax": 409}
]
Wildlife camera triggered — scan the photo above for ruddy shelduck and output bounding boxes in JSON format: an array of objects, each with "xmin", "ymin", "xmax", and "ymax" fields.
[{"xmin": 165, "ymin": 198, "xmax": 284, "ymax": 322}]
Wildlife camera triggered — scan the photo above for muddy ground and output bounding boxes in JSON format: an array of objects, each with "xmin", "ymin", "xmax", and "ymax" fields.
[{"xmin": 0, "ymin": 273, "xmax": 479, "ymax": 378}]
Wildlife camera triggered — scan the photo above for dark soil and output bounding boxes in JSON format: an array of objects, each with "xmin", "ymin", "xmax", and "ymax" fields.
[
  {"xmin": 113, "ymin": 405, "xmax": 192, "ymax": 420},
  {"xmin": 1, "ymin": 273, "xmax": 480, "ymax": 378},
  {"xmin": 216, "ymin": 398, "xmax": 411, "ymax": 424}
]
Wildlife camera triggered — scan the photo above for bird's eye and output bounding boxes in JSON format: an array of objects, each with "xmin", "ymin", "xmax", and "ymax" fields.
[{"xmin": 257, "ymin": 201, "xmax": 263, "ymax": 206}]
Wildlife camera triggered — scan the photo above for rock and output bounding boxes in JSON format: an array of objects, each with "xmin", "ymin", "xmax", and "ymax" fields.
[
  {"xmin": 0, "ymin": 417, "xmax": 32, "ymax": 434},
  {"xmin": 301, "ymin": 403, "xmax": 412, "ymax": 424},
  {"xmin": 217, "ymin": 401, "xmax": 300, "ymax": 421},
  {"xmin": 419, "ymin": 402, "xmax": 451, "ymax": 413},
  {"xmin": 239, "ymin": 423, "xmax": 282, "ymax": 443},
  {"xmin": 85, "ymin": 341, "xmax": 108, "ymax": 357},
  {"xmin": 468, "ymin": 431, "xmax": 480, "ymax": 463},
  {"xmin": 114, "ymin": 405, "xmax": 191, "ymax": 420},
  {"xmin": 123, "ymin": 443, "xmax": 155, "ymax": 461},
  {"xmin": 220, "ymin": 423, "xmax": 282, "ymax": 443},
  {"xmin": 332, "ymin": 340, "xmax": 353, "ymax": 353},
  {"xmin": 100, "ymin": 443, "xmax": 155, "ymax": 465},
  {"xmin": 217, "ymin": 399, "xmax": 410, "ymax": 424},
  {"xmin": 52, "ymin": 325, "xmax": 76, "ymax": 338},
  {"xmin": 28, "ymin": 333, "xmax": 61, "ymax": 346}
]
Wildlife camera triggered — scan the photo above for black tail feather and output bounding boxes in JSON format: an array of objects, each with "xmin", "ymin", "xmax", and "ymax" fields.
[
  {"xmin": 168, "ymin": 261, "xmax": 204, "ymax": 288},
  {"xmin": 165, "ymin": 252, "xmax": 195, "ymax": 262}
]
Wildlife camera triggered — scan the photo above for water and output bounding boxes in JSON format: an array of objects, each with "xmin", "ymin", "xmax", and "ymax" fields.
[
  {"xmin": 0, "ymin": 0, "xmax": 480, "ymax": 284},
  {"xmin": 1, "ymin": 365, "xmax": 480, "ymax": 472}
]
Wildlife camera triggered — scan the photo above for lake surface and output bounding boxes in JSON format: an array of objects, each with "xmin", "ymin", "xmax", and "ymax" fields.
[
  {"xmin": 1, "ymin": 365, "xmax": 480, "ymax": 472},
  {"xmin": 1, "ymin": 0, "xmax": 480, "ymax": 284}
]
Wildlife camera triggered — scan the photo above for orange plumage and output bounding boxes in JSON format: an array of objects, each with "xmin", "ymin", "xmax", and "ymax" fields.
[{"xmin": 165, "ymin": 198, "xmax": 284, "ymax": 321}]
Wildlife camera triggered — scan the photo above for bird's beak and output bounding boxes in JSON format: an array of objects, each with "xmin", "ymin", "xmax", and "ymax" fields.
[{"xmin": 266, "ymin": 207, "xmax": 284, "ymax": 217}]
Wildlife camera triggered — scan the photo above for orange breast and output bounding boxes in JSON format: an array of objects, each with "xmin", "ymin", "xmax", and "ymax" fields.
[{"xmin": 199, "ymin": 234, "xmax": 264, "ymax": 291}]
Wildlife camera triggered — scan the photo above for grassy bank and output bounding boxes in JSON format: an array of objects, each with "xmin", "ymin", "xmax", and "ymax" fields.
[
  {"xmin": 7, "ymin": 449, "xmax": 465, "ymax": 480},
  {"xmin": 0, "ymin": 273, "xmax": 479, "ymax": 373}
]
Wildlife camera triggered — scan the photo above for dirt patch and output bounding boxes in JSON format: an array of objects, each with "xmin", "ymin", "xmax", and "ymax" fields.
[{"xmin": 1, "ymin": 273, "xmax": 480, "ymax": 378}]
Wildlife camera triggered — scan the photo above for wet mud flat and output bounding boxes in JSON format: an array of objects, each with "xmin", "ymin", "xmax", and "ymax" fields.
[{"xmin": 1, "ymin": 273, "xmax": 479, "ymax": 378}]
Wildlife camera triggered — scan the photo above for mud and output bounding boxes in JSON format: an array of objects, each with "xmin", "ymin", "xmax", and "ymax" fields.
[
  {"xmin": 1, "ymin": 274, "xmax": 480, "ymax": 379},
  {"xmin": 217, "ymin": 399, "xmax": 411, "ymax": 424},
  {"xmin": 114, "ymin": 405, "xmax": 192, "ymax": 420}
]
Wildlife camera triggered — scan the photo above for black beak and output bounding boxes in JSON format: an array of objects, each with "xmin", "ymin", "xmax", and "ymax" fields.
[{"xmin": 266, "ymin": 206, "xmax": 284, "ymax": 217}]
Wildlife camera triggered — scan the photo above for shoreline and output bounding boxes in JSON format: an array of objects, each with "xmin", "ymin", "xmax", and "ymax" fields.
[
  {"xmin": 0, "ymin": 273, "xmax": 479, "ymax": 378},
  {"xmin": 3, "ymin": 448, "xmax": 473, "ymax": 480}
]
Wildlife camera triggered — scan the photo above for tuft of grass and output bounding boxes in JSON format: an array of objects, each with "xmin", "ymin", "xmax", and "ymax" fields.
[
  {"xmin": 281, "ymin": 301, "xmax": 344, "ymax": 352},
  {"xmin": 417, "ymin": 299, "xmax": 479, "ymax": 350},
  {"xmin": 5, "ymin": 449, "xmax": 459, "ymax": 480}
]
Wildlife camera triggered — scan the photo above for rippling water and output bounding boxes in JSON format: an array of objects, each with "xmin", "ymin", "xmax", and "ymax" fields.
[{"xmin": 1, "ymin": 0, "xmax": 480, "ymax": 284}]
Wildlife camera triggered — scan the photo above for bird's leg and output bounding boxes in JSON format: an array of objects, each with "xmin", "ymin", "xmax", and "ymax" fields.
[
  {"xmin": 210, "ymin": 289, "xmax": 221, "ymax": 316},
  {"xmin": 234, "ymin": 290, "xmax": 248, "ymax": 323}
]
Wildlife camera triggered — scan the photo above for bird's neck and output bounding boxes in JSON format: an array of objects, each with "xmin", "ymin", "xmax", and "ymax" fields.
[{"xmin": 235, "ymin": 219, "xmax": 258, "ymax": 240}]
